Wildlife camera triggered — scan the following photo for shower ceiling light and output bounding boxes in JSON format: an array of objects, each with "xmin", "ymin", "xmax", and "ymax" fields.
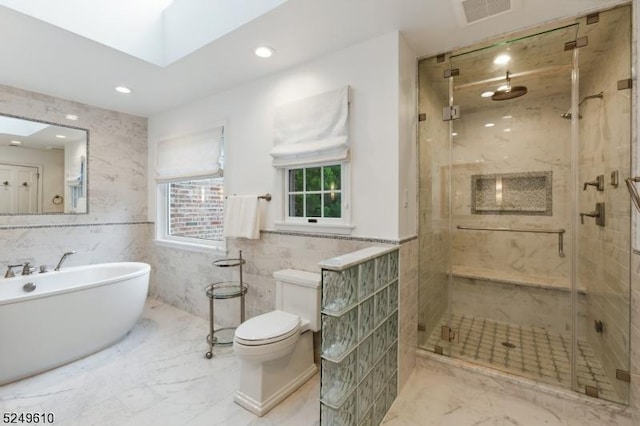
[
  {"xmin": 481, "ymin": 91, "xmax": 494, "ymax": 98},
  {"xmin": 115, "ymin": 86, "xmax": 133, "ymax": 94},
  {"xmin": 494, "ymin": 54, "xmax": 511, "ymax": 65},
  {"xmin": 254, "ymin": 46, "xmax": 275, "ymax": 58}
]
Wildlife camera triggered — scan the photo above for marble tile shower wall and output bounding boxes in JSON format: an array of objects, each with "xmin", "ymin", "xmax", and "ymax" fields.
[
  {"xmin": 450, "ymin": 277, "xmax": 585, "ymax": 335},
  {"xmin": 631, "ymin": 253, "xmax": 640, "ymax": 418},
  {"xmin": 417, "ymin": 62, "xmax": 450, "ymax": 346},
  {"xmin": 450, "ymin": 99, "xmax": 572, "ymax": 284},
  {"xmin": 0, "ymin": 85, "xmax": 150, "ymax": 270},
  {"xmin": 398, "ymin": 239, "xmax": 418, "ymax": 391},
  {"xmin": 578, "ymin": 7, "xmax": 632, "ymax": 402}
]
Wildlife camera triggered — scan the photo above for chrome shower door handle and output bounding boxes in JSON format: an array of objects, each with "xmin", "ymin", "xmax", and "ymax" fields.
[{"xmin": 626, "ymin": 177, "xmax": 640, "ymax": 213}]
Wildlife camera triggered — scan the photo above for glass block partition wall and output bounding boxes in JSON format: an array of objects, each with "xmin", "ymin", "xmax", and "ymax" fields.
[{"xmin": 319, "ymin": 246, "xmax": 399, "ymax": 426}]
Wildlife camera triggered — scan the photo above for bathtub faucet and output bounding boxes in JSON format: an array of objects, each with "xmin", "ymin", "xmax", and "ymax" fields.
[
  {"xmin": 4, "ymin": 264, "xmax": 23, "ymax": 278},
  {"xmin": 21, "ymin": 262, "xmax": 37, "ymax": 275},
  {"xmin": 54, "ymin": 251, "xmax": 77, "ymax": 271}
]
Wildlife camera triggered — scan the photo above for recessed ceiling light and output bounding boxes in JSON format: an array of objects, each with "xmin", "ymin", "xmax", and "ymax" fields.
[
  {"xmin": 502, "ymin": 115, "xmax": 512, "ymax": 119},
  {"xmin": 484, "ymin": 123, "xmax": 495, "ymax": 128},
  {"xmin": 9, "ymin": 140, "xmax": 22, "ymax": 146},
  {"xmin": 451, "ymin": 132, "xmax": 458, "ymax": 136},
  {"xmin": 65, "ymin": 114, "xmax": 79, "ymax": 121},
  {"xmin": 55, "ymin": 134, "xmax": 66, "ymax": 139},
  {"xmin": 494, "ymin": 54, "xmax": 511, "ymax": 65},
  {"xmin": 115, "ymin": 86, "xmax": 133, "ymax": 94},
  {"xmin": 254, "ymin": 46, "xmax": 275, "ymax": 58},
  {"xmin": 481, "ymin": 91, "xmax": 494, "ymax": 98}
]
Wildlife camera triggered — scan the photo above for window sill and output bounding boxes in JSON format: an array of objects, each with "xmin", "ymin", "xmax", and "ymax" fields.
[
  {"xmin": 274, "ymin": 221, "xmax": 355, "ymax": 235},
  {"xmin": 153, "ymin": 239, "xmax": 226, "ymax": 255}
]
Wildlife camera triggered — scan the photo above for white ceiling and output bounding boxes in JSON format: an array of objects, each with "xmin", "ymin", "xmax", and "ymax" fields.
[{"xmin": 0, "ymin": 0, "xmax": 627, "ymax": 118}]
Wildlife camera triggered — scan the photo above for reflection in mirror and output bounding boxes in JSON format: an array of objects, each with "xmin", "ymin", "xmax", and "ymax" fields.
[{"xmin": 0, "ymin": 114, "xmax": 88, "ymax": 215}]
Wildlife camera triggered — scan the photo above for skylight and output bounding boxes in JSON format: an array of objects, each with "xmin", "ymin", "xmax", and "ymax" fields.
[
  {"xmin": 0, "ymin": 116, "xmax": 49, "ymax": 136},
  {"xmin": 0, "ymin": 0, "xmax": 287, "ymax": 67}
]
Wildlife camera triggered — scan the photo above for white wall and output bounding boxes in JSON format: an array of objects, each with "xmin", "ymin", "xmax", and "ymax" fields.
[{"xmin": 149, "ymin": 31, "xmax": 409, "ymax": 241}]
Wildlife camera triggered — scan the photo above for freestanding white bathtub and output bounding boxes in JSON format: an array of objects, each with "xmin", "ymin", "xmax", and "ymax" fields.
[{"xmin": 0, "ymin": 262, "xmax": 150, "ymax": 385}]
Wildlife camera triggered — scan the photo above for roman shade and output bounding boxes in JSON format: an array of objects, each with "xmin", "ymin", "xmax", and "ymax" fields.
[
  {"xmin": 155, "ymin": 126, "xmax": 224, "ymax": 182},
  {"xmin": 270, "ymin": 86, "xmax": 349, "ymax": 168}
]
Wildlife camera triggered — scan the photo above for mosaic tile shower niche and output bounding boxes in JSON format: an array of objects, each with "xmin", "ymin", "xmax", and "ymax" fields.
[
  {"xmin": 319, "ymin": 246, "xmax": 399, "ymax": 426},
  {"xmin": 471, "ymin": 171, "xmax": 552, "ymax": 216}
]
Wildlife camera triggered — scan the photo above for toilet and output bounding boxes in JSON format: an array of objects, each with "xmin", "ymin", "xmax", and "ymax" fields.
[{"xmin": 233, "ymin": 269, "xmax": 321, "ymax": 416}]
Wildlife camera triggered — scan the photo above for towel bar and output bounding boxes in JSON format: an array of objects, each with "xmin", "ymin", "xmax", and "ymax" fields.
[{"xmin": 225, "ymin": 193, "xmax": 272, "ymax": 202}]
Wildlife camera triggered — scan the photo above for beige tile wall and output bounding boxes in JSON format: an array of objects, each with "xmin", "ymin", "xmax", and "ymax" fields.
[
  {"xmin": 417, "ymin": 58, "xmax": 450, "ymax": 347},
  {"xmin": 398, "ymin": 238, "xmax": 418, "ymax": 390}
]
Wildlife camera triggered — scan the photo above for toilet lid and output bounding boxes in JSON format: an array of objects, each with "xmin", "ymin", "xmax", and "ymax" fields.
[{"xmin": 235, "ymin": 310, "xmax": 300, "ymax": 345}]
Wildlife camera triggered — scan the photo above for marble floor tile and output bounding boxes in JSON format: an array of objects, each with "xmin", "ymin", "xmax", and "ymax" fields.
[
  {"xmin": 382, "ymin": 364, "xmax": 631, "ymax": 426},
  {"xmin": 0, "ymin": 298, "xmax": 319, "ymax": 426}
]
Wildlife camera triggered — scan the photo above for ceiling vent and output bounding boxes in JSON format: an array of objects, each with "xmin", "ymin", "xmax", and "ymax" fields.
[{"xmin": 452, "ymin": 0, "xmax": 521, "ymax": 27}]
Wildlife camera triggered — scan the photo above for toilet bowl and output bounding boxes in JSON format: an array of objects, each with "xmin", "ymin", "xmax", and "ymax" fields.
[
  {"xmin": 233, "ymin": 269, "xmax": 321, "ymax": 417},
  {"xmin": 234, "ymin": 310, "xmax": 302, "ymax": 362}
]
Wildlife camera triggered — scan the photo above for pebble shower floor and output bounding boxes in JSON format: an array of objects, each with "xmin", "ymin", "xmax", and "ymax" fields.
[{"xmin": 425, "ymin": 313, "xmax": 620, "ymax": 403}]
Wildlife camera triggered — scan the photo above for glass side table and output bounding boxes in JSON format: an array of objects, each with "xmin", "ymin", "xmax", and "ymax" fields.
[{"xmin": 205, "ymin": 251, "xmax": 248, "ymax": 359}]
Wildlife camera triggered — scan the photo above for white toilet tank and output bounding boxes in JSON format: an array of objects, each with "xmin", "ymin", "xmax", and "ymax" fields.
[{"xmin": 273, "ymin": 269, "xmax": 321, "ymax": 332}]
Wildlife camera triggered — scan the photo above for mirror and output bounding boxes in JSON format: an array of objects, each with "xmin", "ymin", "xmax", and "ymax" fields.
[{"xmin": 0, "ymin": 113, "xmax": 88, "ymax": 214}]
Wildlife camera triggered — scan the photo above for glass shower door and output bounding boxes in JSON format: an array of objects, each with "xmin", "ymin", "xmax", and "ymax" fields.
[
  {"xmin": 573, "ymin": 6, "xmax": 632, "ymax": 404},
  {"xmin": 444, "ymin": 25, "xmax": 577, "ymax": 391},
  {"xmin": 417, "ymin": 6, "xmax": 632, "ymax": 404}
]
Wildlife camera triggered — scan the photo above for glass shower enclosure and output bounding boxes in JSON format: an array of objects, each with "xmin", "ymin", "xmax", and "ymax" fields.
[{"xmin": 417, "ymin": 5, "xmax": 631, "ymax": 404}]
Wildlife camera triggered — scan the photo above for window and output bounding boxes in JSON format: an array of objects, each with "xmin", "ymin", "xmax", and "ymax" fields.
[
  {"xmin": 270, "ymin": 87, "xmax": 352, "ymax": 234},
  {"xmin": 167, "ymin": 177, "xmax": 224, "ymax": 239},
  {"xmin": 279, "ymin": 162, "xmax": 352, "ymax": 234},
  {"xmin": 287, "ymin": 164, "xmax": 342, "ymax": 220},
  {"xmin": 155, "ymin": 126, "xmax": 225, "ymax": 252}
]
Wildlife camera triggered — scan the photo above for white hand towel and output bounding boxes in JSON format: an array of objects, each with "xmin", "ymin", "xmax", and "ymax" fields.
[{"xmin": 223, "ymin": 195, "xmax": 261, "ymax": 239}]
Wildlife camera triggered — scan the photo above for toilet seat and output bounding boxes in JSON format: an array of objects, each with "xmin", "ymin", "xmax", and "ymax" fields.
[{"xmin": 234, "ymin": 310, "xmax": 300, "ymax": 346}]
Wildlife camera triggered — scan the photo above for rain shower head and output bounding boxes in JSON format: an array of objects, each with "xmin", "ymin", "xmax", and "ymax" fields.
[
  {"xmin": 491, "ymin": 71, "xmax": 528, "ymax": 101},
  {"xmin": 560, "ymin": 91, "xmax": 604, "ymax": 119}
]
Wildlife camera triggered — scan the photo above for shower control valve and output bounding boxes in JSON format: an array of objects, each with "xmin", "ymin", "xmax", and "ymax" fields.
[
  {"xmin": 580, "ymin": 202, "xmax": 605, "ymax": 226},
  {"xmin": 583, "ymin": 175, "xmax": 604, "ymax": 191}
]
